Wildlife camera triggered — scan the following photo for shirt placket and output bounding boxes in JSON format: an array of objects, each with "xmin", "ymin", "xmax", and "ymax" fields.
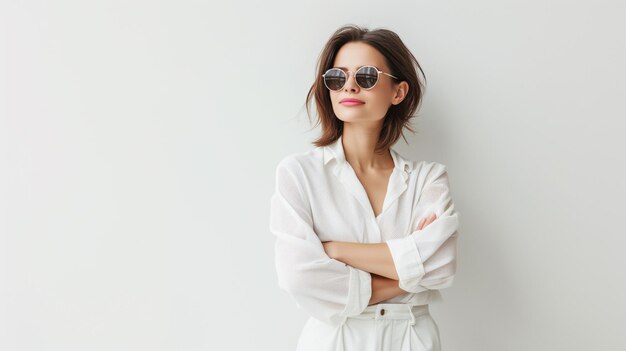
[{"xmin": 334, "ymin": 161, "xmax": 409, "ymax": 243}]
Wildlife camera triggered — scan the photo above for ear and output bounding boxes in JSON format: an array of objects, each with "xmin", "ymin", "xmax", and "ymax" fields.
[{"xmin": 391, "ymin": 81, "xmax": 409, "ymax": 105}]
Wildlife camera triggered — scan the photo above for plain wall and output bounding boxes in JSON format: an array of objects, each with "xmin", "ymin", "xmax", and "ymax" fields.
[{"xmin": 2, "ymin": 1, "xmax": 625, "ymax": 350}]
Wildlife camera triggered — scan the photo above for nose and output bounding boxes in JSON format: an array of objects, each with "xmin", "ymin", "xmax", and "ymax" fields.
[{"xmin": 343, "ymin": 72, "xmax": 360, "ymax": 93}]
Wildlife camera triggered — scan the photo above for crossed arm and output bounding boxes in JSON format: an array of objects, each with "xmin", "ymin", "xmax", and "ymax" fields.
[{"xmin": 321, "ymin": 213, "xmax": 437, "ymax": 305}]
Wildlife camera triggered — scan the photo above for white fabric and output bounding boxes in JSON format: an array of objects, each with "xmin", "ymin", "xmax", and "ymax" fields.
[
  {"xmin": 297, "ymin": 303, "xmax": 441, "ymax": 351},
  {"xmin": 269, "ymin": 135, "xmax": 460, "ymax": 333}
]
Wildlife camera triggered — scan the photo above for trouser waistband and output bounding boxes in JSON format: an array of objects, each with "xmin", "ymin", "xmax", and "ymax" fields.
[
  {"xmin": 347, "ymin": 303, "xmax": 429, "ymax": 321},
  {"xmin": 334, "ymin": 304, "xmax": 431, "ymax": 351}
]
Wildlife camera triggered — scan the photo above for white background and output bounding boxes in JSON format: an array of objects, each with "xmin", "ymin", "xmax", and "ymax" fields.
[{"xmin": 2, "ymin": 1, "xmax": 625, "ymax": 350}]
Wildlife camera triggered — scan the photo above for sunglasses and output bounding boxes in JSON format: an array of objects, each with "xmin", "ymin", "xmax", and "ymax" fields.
[{"xmin": 322, "ymin": 65, "xmax": 399, "ymax": 91}]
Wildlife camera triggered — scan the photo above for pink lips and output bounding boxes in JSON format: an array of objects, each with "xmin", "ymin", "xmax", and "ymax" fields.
[{"xmin": 340, "ymin": 98, "xmax": 364, "ymax": 106}]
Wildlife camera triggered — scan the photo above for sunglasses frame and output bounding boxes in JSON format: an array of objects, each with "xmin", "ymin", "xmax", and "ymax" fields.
[{"xmin": 321, "ymin": 65, "xmax": 399, "ymax": 91}]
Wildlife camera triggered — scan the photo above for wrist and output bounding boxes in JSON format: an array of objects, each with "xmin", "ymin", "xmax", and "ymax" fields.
[
  {"xmin": 323, "ymin": 241, "xmax": 341, "ymax": 260},
  {"xmin": 330, "ymin": 242, "xmax": 342, "ymax": 260}
]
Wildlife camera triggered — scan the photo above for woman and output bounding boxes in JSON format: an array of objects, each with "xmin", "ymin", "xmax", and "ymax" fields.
[{"xmin": 270, "ymin": 24, "xmax": 460, "ymax": 351}]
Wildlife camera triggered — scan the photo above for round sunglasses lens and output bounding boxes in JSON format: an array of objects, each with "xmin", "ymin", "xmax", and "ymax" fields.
[
  {"xmin": 324, "ymin": 69, "xmax": 346, "ymax": 90},
  {"xmin": 356, "ymin": 66, "xmax": 379, "ymax": 89}
]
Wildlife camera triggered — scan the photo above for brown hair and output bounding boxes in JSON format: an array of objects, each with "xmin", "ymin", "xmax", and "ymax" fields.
[{"xmin": 305, "ymin": 24, "xmax": 427, "ymax": 154}]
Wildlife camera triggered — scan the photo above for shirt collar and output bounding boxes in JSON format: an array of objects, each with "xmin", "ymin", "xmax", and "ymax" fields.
[{"xmin": 322, "ymin": 135, "xmax": 411, "ymax": 174}]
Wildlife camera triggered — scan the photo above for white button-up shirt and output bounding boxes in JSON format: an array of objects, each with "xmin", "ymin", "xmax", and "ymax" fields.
[{"xmin": 270, "ymin": 135, "xmax": 460, "ymax": 327}]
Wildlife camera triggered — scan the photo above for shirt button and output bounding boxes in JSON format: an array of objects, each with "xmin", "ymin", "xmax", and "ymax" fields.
[{"xmin": 380, "ymin": 309, "xmax": 385, "ymax": 316}]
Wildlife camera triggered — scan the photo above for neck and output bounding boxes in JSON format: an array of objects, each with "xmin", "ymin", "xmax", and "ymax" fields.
[{"xmin": 341, "ymin": 127, "xmax": 393, "ymax": 172}]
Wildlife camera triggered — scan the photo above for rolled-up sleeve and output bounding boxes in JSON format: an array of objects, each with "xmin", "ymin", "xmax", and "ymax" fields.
[
  {"xmin": 385, "ymin": 163, "xmax": 460, "ymax": 293},
  {"xmin": 270, "ymin": 158, "xmax": 372, "ymax": 327}
]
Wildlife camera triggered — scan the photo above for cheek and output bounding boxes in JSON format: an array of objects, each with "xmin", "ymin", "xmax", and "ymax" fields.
[
  {"xmin": 371, "ymin": 98, "xmax": 394, "ymax": 117},
  {"xmin": 368, "ymin": 95, "xmax": 392, "ymax": 110}
]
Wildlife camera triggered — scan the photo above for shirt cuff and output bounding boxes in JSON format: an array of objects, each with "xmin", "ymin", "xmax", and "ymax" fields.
[
  {"xmin": 386, "ymin": 236, "xmax": 426, "ymax": 292},
  {"xmin": 341, "ymin": 265, "xmax": 372, "ymax": 316}
]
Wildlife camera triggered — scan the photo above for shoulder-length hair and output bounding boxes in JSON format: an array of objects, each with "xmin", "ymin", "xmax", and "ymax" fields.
[{"xmin": 305, "ymin": 24, "xmax": 427, "ymax": 154}]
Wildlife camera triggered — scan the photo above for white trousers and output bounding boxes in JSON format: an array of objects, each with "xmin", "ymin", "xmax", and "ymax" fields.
[{"xmin": 296, "ymin": 303, "xmax": 441, "ymax": 351}]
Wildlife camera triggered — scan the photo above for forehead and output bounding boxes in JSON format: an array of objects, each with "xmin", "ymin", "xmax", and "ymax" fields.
[{"xmin": 332, "ymin": 42, "xmax": 387, "ymax": 71}]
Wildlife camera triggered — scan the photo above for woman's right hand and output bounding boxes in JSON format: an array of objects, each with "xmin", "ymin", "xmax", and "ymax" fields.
[{"xmin": 417, "ymin": 213, "xmax": 437, "ymax": 230}]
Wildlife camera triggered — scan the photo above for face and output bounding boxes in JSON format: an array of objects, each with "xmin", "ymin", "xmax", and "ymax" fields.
[{"xmin": 327, "ymin": 41, "xmax": 408, "ymax": 125}]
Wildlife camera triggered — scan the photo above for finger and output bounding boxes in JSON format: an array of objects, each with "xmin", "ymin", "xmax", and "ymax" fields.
[
  {"xmin": 423, "ymin": 213, "xmax": 437, "ymax": 227},
  {"xmin": 417, "ymin": 217, "xmax": 426, "ymax": 230}
]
